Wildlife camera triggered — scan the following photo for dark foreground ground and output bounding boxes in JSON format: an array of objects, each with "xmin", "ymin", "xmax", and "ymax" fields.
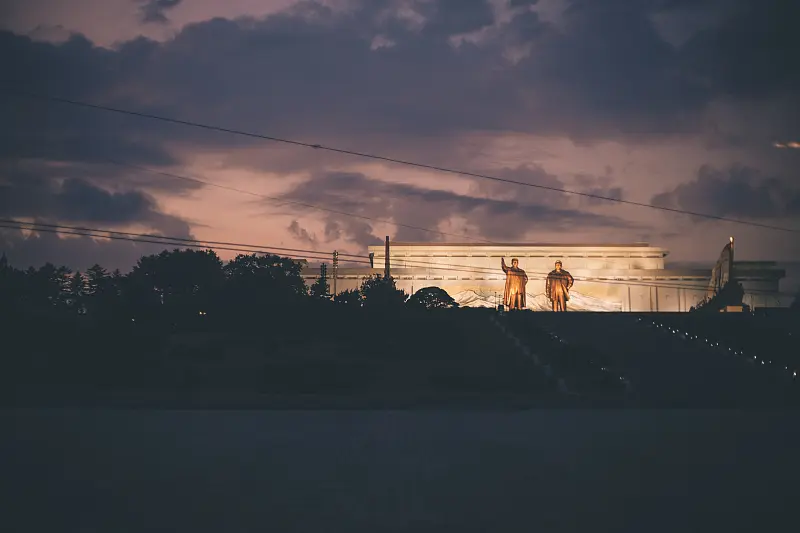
[
  {"xmin": 2, "ymin": 308, "xmax": 798, "ymax": 408},
  {"xmin": 3, "ymin": 409, "xmax": 799, "ymax": 532},
  {"xmin": 4, "ymin": 311, "xmax": 798, "ymax": 531}
]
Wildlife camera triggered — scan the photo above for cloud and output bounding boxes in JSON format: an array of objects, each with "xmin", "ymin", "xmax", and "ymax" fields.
[
  {"xmin": 280, "ymin": 171, "xmax": 639, "ymax": 245},
  {"xmin": 679, "ymin": 0, "xmax": 800, "ymax": 101},
  {"xmin": 510, "ymin": 0, "xmax": 539, "ymax": 7},
  {"xmin": 469, "ymin": 164, "xmax": 569, "ymax": 207},
  {"xmin": 2, "ymin": 0, "xmax": 793, "ymax": 159},
  {"xmin": 0, "ymin": 34, "xmax": 177, "ymax": 167},
  {"xmin": 0, "ymin": 163, "xmax": 194, "ymax": 237},
  {"xmin": 287, "ymin": 219, "xmax": 317, "ymax": 245},
  {"xmin": 423, "ymin": 0, "xmax": 495, "ymax": 36},
  {"xmin": 322, "ymin": 218, "xmax": 383, "ymax": 250},
  {"xmin": 136, "ymin": 0, "xmax": 183, "ymax": 24},
  {"xmin": 650, "ymin": 165, "xmax": 800, "ymax": 220},
  {"xmin": 572, "ymin": 173, "xmax": 624, "ymax": 207},
  {"xmin": 0, "ymin": 0, "xmax": 797, "ymax": 268}
]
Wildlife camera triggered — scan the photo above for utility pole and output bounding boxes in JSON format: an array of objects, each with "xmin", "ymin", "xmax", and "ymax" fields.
[
  {"xmin": 320, "ymin": 263, "xmax": 328, "ymax": 298},
  {"xmin": 728, "ymin": 236, "xmax": 735, "ymax": 284},
  {"xmin": 384, "ymin": 236, "xmax": 390, "ymax": 279},
  {"xmin": 332, "ymin": 251, "xmax": 339, "ymax": 297}
]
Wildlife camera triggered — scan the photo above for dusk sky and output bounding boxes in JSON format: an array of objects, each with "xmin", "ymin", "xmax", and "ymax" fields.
[{"xmin": 1, "ymin": 0, "xmax": 798, "ymax": 274}]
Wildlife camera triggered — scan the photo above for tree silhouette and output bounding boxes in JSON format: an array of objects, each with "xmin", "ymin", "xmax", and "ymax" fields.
[
  {"xmin": 223, "ymin": 253, "xmax": 308, "ymax": 322},
  {"xmin": 128, "ymin": 249, "xmax": 225, "ymax": 320},
  {"xmin": 26, "ymin": 263, "xmax": 72, "ymax": 312},
  {"xmin": 69, "ymin": 271, "xmax": 87, "ymax": 313},
  {"xmin": 333, "ymin": 288, "xmax": 362, "ymax": 307},
  {"xmin": 360, "ymin": 275, "xmax": 407, "ymax": 309},
  {"xmin": 85, "ymin": 264, "xmax": 109, "ymax": 296},
  {"xmin": 84, "ymin": 264, "xmax": 117, "ymax": 317},
  {"xmin": 309, "ymin": 263, "xmax": 330, "ymax": 300},
  {"xmin": 0, "ymin": 253, "xmax": 24, "ymax": 313},
  {"xmin": 407, "ymin": 286, "xmax": 459, "ymax": 310}
]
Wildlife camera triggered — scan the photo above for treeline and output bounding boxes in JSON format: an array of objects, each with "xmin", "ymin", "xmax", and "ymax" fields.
[{"xmin": 0, "ymin": 249, "xmax": 458, "ymax": 326}]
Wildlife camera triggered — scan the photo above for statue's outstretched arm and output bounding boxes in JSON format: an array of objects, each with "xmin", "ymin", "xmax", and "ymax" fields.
[{"xmin": 501, "ymin": 258, "xmax": 508, "ymax": 272}]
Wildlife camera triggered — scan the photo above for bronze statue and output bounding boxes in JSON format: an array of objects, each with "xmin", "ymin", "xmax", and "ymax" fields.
[
  {"xmin": 546, "ymin": 260, "xmax": 574, "ymax": 312},
  {"xmin": 501, "ymin": 257, "xmax": 528, "ymax": 310}
]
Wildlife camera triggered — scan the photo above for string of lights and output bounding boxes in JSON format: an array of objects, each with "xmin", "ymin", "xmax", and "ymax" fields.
[{"xmin": 641, "ymin": 318, "xmax": 798, "ymax": 382}]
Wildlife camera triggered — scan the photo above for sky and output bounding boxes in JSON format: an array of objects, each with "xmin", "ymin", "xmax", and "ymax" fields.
[{"xmin": 0, "ymin": 0, "xmax": 798, "ymax": 275}]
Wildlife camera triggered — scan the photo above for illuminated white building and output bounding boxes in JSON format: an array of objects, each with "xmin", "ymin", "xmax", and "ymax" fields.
[{"xmin": 302, "ymin": 242, "xmax": 787, "ymax": 311}]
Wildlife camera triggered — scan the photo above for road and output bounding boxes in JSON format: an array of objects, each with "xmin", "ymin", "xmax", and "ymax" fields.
[{"xmin": 3, "ymin": 409, "xmax": 798, "ymax": 532}]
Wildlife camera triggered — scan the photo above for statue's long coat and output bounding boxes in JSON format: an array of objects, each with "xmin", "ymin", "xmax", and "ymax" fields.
[
  {"xmin": 546, "ymin": 269, "xmax": 574, "ymax": 302},
  {"xmin": 502, "ymin": 260, "xmax": 528, "ymax": 308}
]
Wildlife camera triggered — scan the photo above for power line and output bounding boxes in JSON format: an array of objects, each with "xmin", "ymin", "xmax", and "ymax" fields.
[
  {"xmin": 5, "ymin": 218, "xmax": 786, "ymax": 296},
  {"xmin": 0, "ymin": 222, "xmax": 351, "ymax": 265},
  {"xmin": 0, "ymin": 218, "xmax": 367, "ymax": 259},
  {"xmin": 312, "ymin": 255, "xmax": 792, "ymax": 296},
  {"xmin": 98, "ymin": 158, "xmax": 495, "ymax": 243},
  {"xmin": 5, "ymin": 88, "xmax": 799, "ymax": 234},
  {"xmin": 1, "ymin": 220, "xmax": 789, "ymax": 297},
  {"xmin": 0, "ymin": 221, "xmax": 372, "ymax": 266}
]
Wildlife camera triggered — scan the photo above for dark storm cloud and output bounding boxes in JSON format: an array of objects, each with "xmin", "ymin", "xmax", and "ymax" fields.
[
  {"xmin": 0, "ymin": 0, "xmax": 796, "ymax": 265},
  {"xmin": 0, "ymin": 32, "xmax": 177, "ymax": 166},
  {"xmin": 572, "ymin": 173, "xmax": 624, "ymax": 207},
  {"xmin": 1, "ymin": 0, "xmax": 796, "ymax": 160},
  {"xmin": 422, "ymin": 0, "xmax": 495, "ymax": 36},
  {"xmin": 0, "ymin": 165, "xmax": 193, "ymax": 237},
  {"xmin": 281, "ymin": 171, "xmax": 637, "ymax": 244},
  {"xmin": 679, "ymin": 1, "xmax": 799, "ymax": 100},
  {"xmin": 136, "ymin": 0, "xmax": 183, "ymax": 24},
  {"xmin": 469, "ymin": 164, "xmax": 570, "ymax": 208},
  {"xmin": 287, "ymin": 219, "xmax": 318, "ymax": 245},
  {"xmin": 323, "ymin": 218, "xmax": 383, "ymax": 249},
  {"xmin": 651, "ymin": 165, "xmax": 800, "ymax": 220},
  {"xmin": 514, "ymin": 0, "xmax": 708, "ymax": 140},
  {"xmin": 470, "ymin": 165, "xmax": 627, "ymax": 212}
]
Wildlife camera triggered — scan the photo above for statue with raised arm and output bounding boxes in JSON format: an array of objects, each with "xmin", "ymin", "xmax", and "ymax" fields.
[
  {"xmin": 501, "ymin": 257, "xmax": 528, "ymax": 310},
  {"xmin": 546, "ymin": 260, "xmax": 574, "ymax": 312}
]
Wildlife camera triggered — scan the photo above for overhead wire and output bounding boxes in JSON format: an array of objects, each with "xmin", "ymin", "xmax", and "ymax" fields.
[
  {"xmin": 4, "ymin": 88, "xmax": 798, "ymax": 234},
  {"xmin": 0, "ymin": 218, "xmax": 367, "ymax": 259},
  {"xmin": 97, "ymin": 158, "xmax": 495, "ymax": 244},
  {"xmin": 1, "ymin": 84, "xmax": 793, "ymax": 298},
  {"xmin": 323, "ymin": 254, "xmax": 791, "ymax": 296},
  {"xmin": 0, "ymin": 220, "xmax": 371, "ymax": 266},
  {"xmin": 11, "ymin": 155, "xmax": 784, "ymax": 294},
  {"xmin": 1, "ymin": 220, "xmax": 790, "ymax": 297},
  {"xmin": 90, "ymin": 160, "xmax": 791, "ymax": 295}
]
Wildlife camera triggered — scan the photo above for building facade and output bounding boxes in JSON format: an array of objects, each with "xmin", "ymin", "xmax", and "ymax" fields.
[{"xmin": 301, "ymin": 242, "xmax": 787, "ymax": 311}]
